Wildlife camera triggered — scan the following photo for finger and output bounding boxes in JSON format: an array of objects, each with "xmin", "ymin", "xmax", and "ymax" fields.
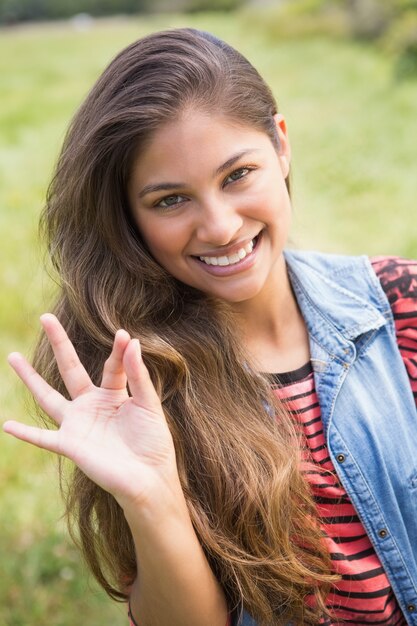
[
  {"xmin": 101, "ymin": 329, "xmax": 130, "ymax": 390},
  {"xmin": 3, "ymin": 420, "xmax": 60, "ymax": 454},
  {"xmin": 40, "ymin": 313, "xmax": 93, "ymax": 399},
  {"xmin": 123, "ymin": 339, "xmax": 163, "ymax": 413},
  {"xmin": 8, "ymin": 352, "xmax": 68, "ymax": 424}
]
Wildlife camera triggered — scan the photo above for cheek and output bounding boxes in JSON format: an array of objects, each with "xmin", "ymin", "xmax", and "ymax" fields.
[
  {"xmin": 273, "ymin": 183, "xmax": 292, "ymax": 217},
  {"xmin": 136, "ymin": 216, "xmax": 183, "ymax": 262},
  {"xmin": 261, "ymin": 193, "xmax": 291, "ymax": 225},
  {"xmin": 248, "ymin": 172, "xmax": 290, "ymax": 213}
]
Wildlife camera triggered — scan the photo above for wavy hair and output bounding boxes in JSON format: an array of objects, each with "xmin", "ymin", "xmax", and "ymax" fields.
[{"xmin": 34, "ymin": 28, "xmax": 337, "ymax": 625}]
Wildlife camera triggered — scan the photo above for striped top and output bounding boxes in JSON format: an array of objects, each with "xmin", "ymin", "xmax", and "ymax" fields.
[{"xmin": 129, "ymin": 256, "xmax": 417, "ymax": 626}]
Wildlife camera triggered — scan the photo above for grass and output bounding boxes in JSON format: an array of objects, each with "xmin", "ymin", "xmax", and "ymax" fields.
[{"xmin": 1, "ymin": 11, "xmax": 417, "ymax": 625}]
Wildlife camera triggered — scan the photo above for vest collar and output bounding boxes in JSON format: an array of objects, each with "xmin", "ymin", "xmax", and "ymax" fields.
[{"xmin": 284, "ymin": 250, "xmax": 388, "ymax": 342}]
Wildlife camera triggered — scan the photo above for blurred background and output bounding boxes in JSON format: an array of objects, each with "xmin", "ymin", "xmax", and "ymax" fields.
[{"xmin": 1, "ymin": 1, "xmax": 417, "ymax": 624}]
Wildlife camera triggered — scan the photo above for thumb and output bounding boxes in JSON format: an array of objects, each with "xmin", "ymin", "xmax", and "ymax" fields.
[{"xmin": 123, "ymin": 339, "xmax": 163, "ymax": 413}]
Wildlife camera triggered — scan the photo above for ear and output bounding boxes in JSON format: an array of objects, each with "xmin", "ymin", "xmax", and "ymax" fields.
[{"xmin": 273, "ymin": 113, "xmax": 291, "ymax": 178}]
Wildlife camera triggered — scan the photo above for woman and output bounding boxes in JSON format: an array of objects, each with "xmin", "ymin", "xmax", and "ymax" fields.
[{"xmin": 4, "ymin": 28, "xmax": 417, "ymax": 626}]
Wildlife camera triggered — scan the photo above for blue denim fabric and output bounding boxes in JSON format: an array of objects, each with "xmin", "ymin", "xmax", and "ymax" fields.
[
  {"xmin": 239, "ymin": 612, "xmax": 258, "ymax": 626},
  {"xmin": 233, "ymin": 251, "xmax": 417, "ymax": 626}
]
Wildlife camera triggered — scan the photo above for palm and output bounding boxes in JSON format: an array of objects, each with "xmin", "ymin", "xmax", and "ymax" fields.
[{"xmin": 3, "ymin": 315, "xmax": 178, "ymax": 508}]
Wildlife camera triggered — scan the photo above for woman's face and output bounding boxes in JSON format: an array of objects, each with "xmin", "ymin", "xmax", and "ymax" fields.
[{"xmin": 128, "ymin": 109, "xmax": 292, "ymax": 304}]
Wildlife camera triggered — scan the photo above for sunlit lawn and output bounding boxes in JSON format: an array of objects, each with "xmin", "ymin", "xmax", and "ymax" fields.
[{"xmin": 1, "ymin": 11, "xmax": 416, "ymax": 625}]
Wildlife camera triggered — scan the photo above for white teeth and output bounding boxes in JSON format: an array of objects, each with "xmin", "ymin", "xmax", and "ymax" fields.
[
  {"xmin": 199, "ymin": 237, "xmax": 256, "ymax": 267},
  {"xmin": 201, "ymin": 256, "xmax": 218, "ymax": 265},
  {"xmin": 245, "ymin": 240, "xmax": 254, "ymax": 254}
]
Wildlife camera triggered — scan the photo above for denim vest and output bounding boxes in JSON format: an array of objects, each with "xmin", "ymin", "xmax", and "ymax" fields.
[{"xmin": 237, "ymin": 250, "xmax": 417, "ymax": 626}]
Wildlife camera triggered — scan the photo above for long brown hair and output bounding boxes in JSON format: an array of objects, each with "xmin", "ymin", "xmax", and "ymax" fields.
[{"xmin": 34, "ymin": 28, "xmax": 337, "ymax": 625}]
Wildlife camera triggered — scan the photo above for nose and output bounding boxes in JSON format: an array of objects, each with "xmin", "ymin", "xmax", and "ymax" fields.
[{"xmin": 195, "ymin": 196, "xmax": 244, "ymax": 246}]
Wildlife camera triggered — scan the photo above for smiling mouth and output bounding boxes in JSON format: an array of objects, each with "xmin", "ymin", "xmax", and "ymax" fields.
[{"xmin": 195, "ymin": 232, "xmax": 262, "ymax": 267}]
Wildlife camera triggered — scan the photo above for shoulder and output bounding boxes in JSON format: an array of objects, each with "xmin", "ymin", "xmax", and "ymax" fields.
[
  {"xmin": 370, "ymin": 257, "xmax": 417, "ymax": 362},
  {"xmin": 370, "ymin": 256, "xmax": 417, "ymax": 306},
  {"xmin": 370, "ymin": 256, "xmax": 417, "ymax": 389},
  {"xmin": 285, "ymin": 249, "xmax": 417, "ymax": 313}
]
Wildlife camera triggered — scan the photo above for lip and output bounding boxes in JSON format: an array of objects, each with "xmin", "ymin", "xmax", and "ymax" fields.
[
  {"xmin": 193, "ymin": 233, "xmax": 260, "ymax": 259},
  {"xmin": 191, "ymin": 231, "xmax": 263, "ymax": 277}
]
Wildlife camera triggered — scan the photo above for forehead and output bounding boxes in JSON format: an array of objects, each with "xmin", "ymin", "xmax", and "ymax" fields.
[{"xmin": 131, "ymin": 110, "xmax": 273, "ymax": 182}]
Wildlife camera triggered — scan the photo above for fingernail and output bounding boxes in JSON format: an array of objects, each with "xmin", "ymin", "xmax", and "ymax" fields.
[
  {"xmin": 133, "ymin": 339, "xmax": 141, "ymax": 359},
  {"xmin": 40, "ymin": 313, "xmax": 53, "ymax": 324}
]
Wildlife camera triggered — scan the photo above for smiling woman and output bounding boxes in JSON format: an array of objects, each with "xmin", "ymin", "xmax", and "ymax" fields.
[{"xmin": 3, "ymin": 27, "xmax": 417, "ymax": 626}]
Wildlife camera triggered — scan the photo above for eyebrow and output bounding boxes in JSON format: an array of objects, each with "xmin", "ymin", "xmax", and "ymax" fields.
[{"xmin": 138, "ymin": 149, "xmax": 259, "ymax": 199}]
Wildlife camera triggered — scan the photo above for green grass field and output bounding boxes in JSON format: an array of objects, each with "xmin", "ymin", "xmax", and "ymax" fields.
[{"xmin": 1, "ymin": 11, "xmax": 416, "ymax": 625}]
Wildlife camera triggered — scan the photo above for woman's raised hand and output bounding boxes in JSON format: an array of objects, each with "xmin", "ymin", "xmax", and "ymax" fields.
[{"xmin": 3, "ymin": 314, "xmax": 180, "ymax": 511}]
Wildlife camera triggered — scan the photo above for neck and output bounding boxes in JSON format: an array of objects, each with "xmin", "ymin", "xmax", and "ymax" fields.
[{"xmin": 231, "ymin": 255, "xmax": 310, "ymax": 374}]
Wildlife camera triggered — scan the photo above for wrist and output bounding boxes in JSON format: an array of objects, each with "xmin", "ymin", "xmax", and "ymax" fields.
[{"xmin": 120, "ymin": 472, "xmax": 191, "ymax": 533}]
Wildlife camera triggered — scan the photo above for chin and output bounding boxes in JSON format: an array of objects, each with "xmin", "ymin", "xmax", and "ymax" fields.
[{"xmin": 212, "ymin": 285, "xmax": 264, "ymax": 304}]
